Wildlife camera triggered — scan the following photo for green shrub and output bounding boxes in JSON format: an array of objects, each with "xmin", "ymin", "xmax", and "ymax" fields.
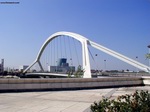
[
  {"xmin": 74, "ymin": 65, "xmax": 84, "ymax": 78},
  {"xmin": 67, "ymin": 65, "xmax": 84, "ymax": 78},
  {"xmin": 91, "ymin": 90, "xmax": 150, "ymax": 112}
]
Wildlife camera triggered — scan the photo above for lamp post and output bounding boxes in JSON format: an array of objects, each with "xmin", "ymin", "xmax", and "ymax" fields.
[
  {"xmin": 104, "ymin": 60, "xmax": 106, "ymax": 71},
  {"xmin": 95, "ymin": 54, "xmax": 98, "ymax": 74},
  {"xmin": 46, "ymin": 63, "xmax": 48, "ymax": 72},
  {"xmin": 56, "ymin": 61, "xmax": 57, "ymax": 73},
  {"xmin": 147, "ymin": 45, "xmax": 150, "ymax": 67},
  {"xmin": 136, "ymin": 56, "xmax": 138, "ymax": 75}
]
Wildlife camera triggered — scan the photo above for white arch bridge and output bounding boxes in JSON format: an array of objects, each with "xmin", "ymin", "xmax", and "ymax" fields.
[{"xmin": 24, "ymin": 31, "xmax": 150, "ymax": 78}]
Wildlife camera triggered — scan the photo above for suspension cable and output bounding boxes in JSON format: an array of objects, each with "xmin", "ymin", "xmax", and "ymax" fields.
[
  {"xmin": 53, "ymin": 39, "xmax": 55, "ymax": 66},
  {"xmin": 73, "ymin": 38, "xmax": 80, "ymax": 66},
  {"xmin": 46, "ymin": 44, "xmax": 49, "ymax": 71},
  {"xmin": 41, "ymin": 49, "xmax": 45, "ymax": 71},
  {"xmin": 88, "ymin": 47, "xmax": 99, "ymax": 71},
  {"xmin": 64, "ymin": 36, "xmax": 67, "ymax": 58},
  {"xmin": 47, "ymin": 43, "xmax": 50, "ymax": 67},
  {"xmin": 57, "ymin": 37, "xmax": 58, "ymax": 65},
  {"xmin": 68, "ymin": 36, "xmax": 73, "ymax": 66},
  {"xmin": 50, "ymin": 42, "xmax": 52, "ymax": 68},
  {"xmin": 88, "ymin": 47, "xmax": 95, "ymax": 61},
  {"xmin": 60, "ymin": 36, "xmax": 63, "ymax": 58}
]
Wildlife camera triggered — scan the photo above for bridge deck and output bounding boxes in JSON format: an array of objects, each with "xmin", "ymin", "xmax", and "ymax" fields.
[{"xmin": 26, "ymin": 73, "xmax": 68, "ymax": 77}]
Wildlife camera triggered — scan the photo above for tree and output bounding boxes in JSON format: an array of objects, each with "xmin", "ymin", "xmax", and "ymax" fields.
[
  {"xmin": 74, "ymin": 65, "xmax": 84, "ymax": 78},
  {"xmin": 91, "ymin": 90, "xmax": 150, "ymax": 112},
  {"xmin": 146, "ymin": 53, "xmax": 150, "ymax": 59}
]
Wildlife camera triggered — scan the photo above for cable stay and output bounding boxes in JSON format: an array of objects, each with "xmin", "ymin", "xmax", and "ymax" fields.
[
  {"xmin": 73, "ymin": 38, "xmax": 80, "ymax": 67},
  {"xmin": 68, "ymin": 36, "xmax": 73, "ymax": 66},
  {"xmin": 59, "ymin": 36, "xmax": 63, "ymax": 58},
  {"xmin": 88, "ymin": 47, "xmax": 99, "ymax": 73},
  {"xmin": 64, "ymin": 36, "xmax": 67, "ymax": 58}
]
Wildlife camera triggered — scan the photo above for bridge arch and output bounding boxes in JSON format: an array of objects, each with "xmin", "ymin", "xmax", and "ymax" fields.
[
  {"xmin": 24, "ymin": 31, "xmax": 92, "ymax": 78},
  {"xmin": 24, "ymin": 31, "xmax": 150, "ymax": 77}
]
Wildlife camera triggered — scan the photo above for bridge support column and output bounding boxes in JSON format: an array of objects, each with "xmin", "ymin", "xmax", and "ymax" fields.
[
  {"xmin": 23, "ymin": 61, "xmax": 36, "ymax": 73},
  {"xmin": 38, "ymin": 61, "xmax": 44, "ymax": 72},
  {"xmin": 82, "ymin": 40, "xmax": 91, "ymax": 78},
  {"xmin": 23, "ymin": 60, "xmax": 44, "ymax": 73}
]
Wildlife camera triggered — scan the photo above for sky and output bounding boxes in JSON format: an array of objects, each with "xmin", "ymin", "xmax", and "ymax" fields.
[{"xmin": 0, "ymin": 0, "xmax": 150, "ymax": 71}]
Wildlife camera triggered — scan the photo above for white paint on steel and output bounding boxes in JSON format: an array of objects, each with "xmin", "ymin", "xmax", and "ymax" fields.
[
  {"xmin": 24, "ymin": 31, "xmax": 91, "ymax": 78},
  {"xmin": 24, "ymin": 31, "xmax": 150, "ymax": 77},
  {"xmin": 89, "ymin": 41, "xmax": 150, "ymax": 72},
  {"xmin": 26, "ymin": 73, "xmax": 68, "ymax": 77}
]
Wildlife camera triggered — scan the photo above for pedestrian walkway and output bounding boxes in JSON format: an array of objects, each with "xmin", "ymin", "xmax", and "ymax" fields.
[{"xmin": 0, "ymin": 86, "xmax": 149, "ymax": 112}]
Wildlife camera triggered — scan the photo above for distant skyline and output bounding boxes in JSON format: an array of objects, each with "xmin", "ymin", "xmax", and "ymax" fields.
[{"xmin": 0, "ymin": 0, "xmax": 150, "ymax": 71}]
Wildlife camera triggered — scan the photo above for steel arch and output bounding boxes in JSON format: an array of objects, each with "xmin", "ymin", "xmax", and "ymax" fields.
[
  {"xmin": 24, "ymin": 31, "xmax": 150, "ymax": 77},
  {"xmin": 24, "ymin": 31, "xmax": 92, "ymax": 78}
]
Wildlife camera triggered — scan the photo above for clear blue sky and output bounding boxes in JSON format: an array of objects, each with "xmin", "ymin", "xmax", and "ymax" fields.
[{"xmin": 0, "ymin": 0, "xmax": 150, "ymax": 71}]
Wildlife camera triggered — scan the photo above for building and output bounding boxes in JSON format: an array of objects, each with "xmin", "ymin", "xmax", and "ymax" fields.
[
  {"xmin": 48, "ymin": 58, "xmax": 75, "ymax": 73},
  {"xmin": 0, "ymin": 59, "xmax": 4, "ymax": 73},
  {"xmin": 19, "ymin": 65, "xmax": 29, "ymax": 72}
]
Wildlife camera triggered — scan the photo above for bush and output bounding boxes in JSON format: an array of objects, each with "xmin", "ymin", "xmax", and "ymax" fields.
[
  {"xmin": 74, "ymin": 65, "xmax": 84, "ymax": 78},
  {"xmin": 91, "ymin": 90, "xmax": 150, "ymax": 112},
  {"xmin": 67, "ymin": 65, "xmax": 84, "ymax": 78}
]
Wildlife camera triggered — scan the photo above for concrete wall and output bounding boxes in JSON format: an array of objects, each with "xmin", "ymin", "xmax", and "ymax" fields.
[
  {"xmin": 0, "ymin": 77, "xmax": 144, "ymax": 92},
  {"xmin": 142, "ymin": 77, "xmax": 150, "ymax": 86}
]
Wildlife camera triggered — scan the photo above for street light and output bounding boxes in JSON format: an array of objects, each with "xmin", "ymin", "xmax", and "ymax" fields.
[
  {"xmin": 95, "ymin": 54, "xmax": 99, "ymax": 74},
  {"xmin": 147, "ymin": 45, "xmax": 150, "ymax": 67},
  {"xmin": 46, "ymin": 63, "xmax": 48, "ymax": 72},
  {"xmin": 136, "ymin": 56, "xmax": 138, "ymax": 75},
  {"xmin": 104, "ymin": 60, "xmax": 106, "ymax": 71},
  {"xmin": 56, "ymin": 61, "xmax": 57, "ymax": 73}
]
